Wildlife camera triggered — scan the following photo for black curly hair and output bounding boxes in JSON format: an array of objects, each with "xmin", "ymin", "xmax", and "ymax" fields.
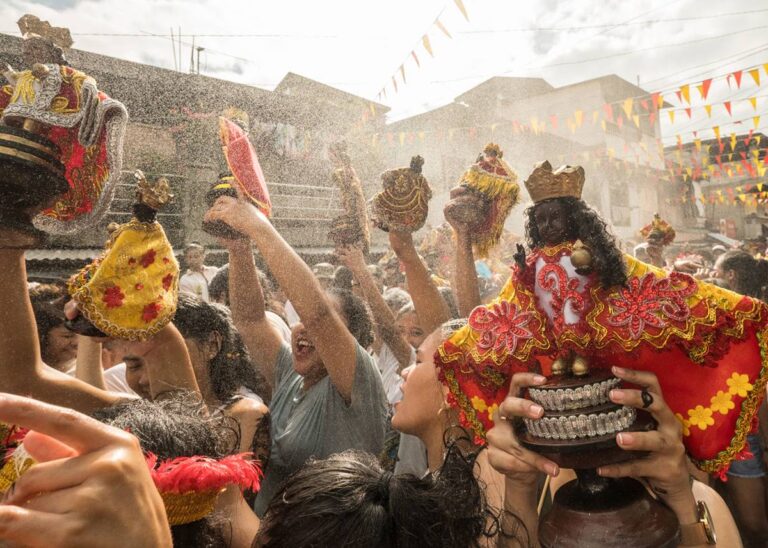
[
  {"xmin": 257, "ymin": 442, "xmax": 499, "ymax": 548},
  {"xmin": 525, "ymin": 197, "xmax": 627, "ymax": 288},
  {"xmin": 173, "ymin": 293, "xmax": 272, "ymax": 405},
  {"xmin": 718, "ymin": 250, "xmax": 768, "ymax": 302},
  {"xmin": 327, "ymin": 287, "xmax": 375, "ymax": 349},
  {"xmin": 92, "ymin": 394, "xmax": 238, "ymax": 548}
]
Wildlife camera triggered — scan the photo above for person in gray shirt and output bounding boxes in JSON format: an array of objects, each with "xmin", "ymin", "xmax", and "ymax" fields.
[{"xmin": 207, "ymin": 197, "xmax": 388, "ymax": 515}]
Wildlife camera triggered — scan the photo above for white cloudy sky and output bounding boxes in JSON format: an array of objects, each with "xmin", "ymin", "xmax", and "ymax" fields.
[{"xmin": 2, "ymin": 0, "xmax": 768, "ymax": 140}]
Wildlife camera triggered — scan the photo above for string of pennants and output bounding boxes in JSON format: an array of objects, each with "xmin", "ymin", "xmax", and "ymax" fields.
[
  {"xmin": 368, "ymin": 60, "xmax": 768, "ymax": 140},
  {"xmin": 376, "ymin": 0, "xmax": 470, "ymax": 100}
]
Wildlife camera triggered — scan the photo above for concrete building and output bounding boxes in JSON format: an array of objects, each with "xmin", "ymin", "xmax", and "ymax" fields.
[
  {"xmin": 379, "ymin": 75, "xmax": 669, "ymax": 242},
  {"xmin": 0, "ymin": 32, "xmax": 389, "ymax": 278},
  {"xmin": 664, "ymin": 132, "xmax": 768, "ymax": 241}
]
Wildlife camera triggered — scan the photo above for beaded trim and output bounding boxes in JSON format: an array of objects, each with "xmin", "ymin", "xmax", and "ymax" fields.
[
  {"xmin": 528, "ymin": 377, "xmax": 621, "ymax": 412},
  {"xmin": 523, "ymin": 405, "xmax": 636, "ymax": 440}
]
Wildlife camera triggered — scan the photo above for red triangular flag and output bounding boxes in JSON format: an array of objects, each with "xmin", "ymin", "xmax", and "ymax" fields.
[
  {"xmin": 698, "ymin": 78, "xmax": 712, "ymax": 100},
  {"xmin": 603, "ymin": 103, "xmax": 614, "ymax": 122},
  {"xmin": 723, "ymin": 101, "xmax": 732, "ymax": 116},
  {"xmin": 685, "ymin": 107, "xmax": 692, "ymax": 119},
  {"xmin": 640, "ymin": 99, "xmax": 649, "ymax": 111},
  {"xmin": 732, "ymin": 70, "xmax": 743, "ymax": 88}
]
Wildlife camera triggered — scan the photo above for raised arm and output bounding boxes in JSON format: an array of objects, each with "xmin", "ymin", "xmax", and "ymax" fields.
[
  {"xmin": 388, "ymin": 231, "xmax": 449, "ymax": 335},
  {"xmin": 74, "ymin": 335, "xmax": 107, "ymax": 390},
  {"xmin": 225, "ymin": 238, "xmax": 283, "ymax": 388},
  {"xmin": 444, "ymin": 187, "xmax": 486, "ymax": 316},
  {"xmin": 206, "ymin": 197, "xmax": 359, "ymax": 401},
  {"xmin": 0, "ymin": 249, "xmax": 119, "ymax": 412},
  {"xmin": 337, "ymin": 244, "xmax": 412, "ymax": 370}
]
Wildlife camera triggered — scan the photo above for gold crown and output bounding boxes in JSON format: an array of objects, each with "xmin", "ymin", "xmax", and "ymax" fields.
[
  {"xmin": 134, "ymin": 170, "xmax": 173, "ymax": 210},
  {"xmin": 483, "ymin": 142, "xmax": 502, "ymax": 158},
  {"xmin": 523, "ymin": 160, "xmax": 585, "ymax": 203}
]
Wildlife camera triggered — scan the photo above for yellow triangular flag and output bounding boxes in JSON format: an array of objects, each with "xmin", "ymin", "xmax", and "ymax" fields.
[
  {"xmin": 575, "ymin": 110, "xmax": 583, "ymax": 127},
  {"xmin": 764, "ymin": 63, "xmax": 768, "ymax": 76},
  {"xmin": 680, "ymin": 84, "xmax": 690, "ymax": 104},
  {"xmin": 749, "ymin": 68, "xmax": 761, "ymax": 86},
  {"xmin": 398, "ymin": 132, "xmax": 405, "ymax": 146},
  {"xmin": 713, "ymin": 126, "xmax": 720, "ymax": 140},
  {"xmin": 657, "ymin": 93, "xmax": 664, "ymax": 109},
  {"xmin": 454, "ymin": 0, "xmax": 469, "ymax": 21},
  {"xmin": 633, "ymin": 114, "xmax": 640, "ymax": 128},
  {"xmin": 731, "ymin": 133, "xmax": 737, "ymax": 150},
  {"xmin": 668, "ymin": 110, "xmax": 675, "ymax": 124},
  {"xmin": 757, "ymin": 135, "xmax": 763, "ymax": 146},
  {"xmin": 759, "ymin": 183, "xmax": 765, "ymax": 192},
  {"xmin": 704, "ymin": 104, "xmax": 712, "ymax": 118},
  {"xmin": 422, "ymin": 34, "xmax": 433, "ymax": 57},
  {"xmin": 749, "ymin": 97, "xmax": 757, "ymax": 111},
  {"xmin": 694, "ymin": 138, "xmax": 701, "ymax": 152},
  {"xmin": 435, "ymin": 19, "xmax": 452, "ymax": 39},
  {"xmin": 686, "ymin": 167, "xmax": 693, "ymax": 178},
  {"xmin": 592, "ymin": 110, "xmax": 599, "ymax": 124},
  {"xmin": 601, "ymin": 120, "xmax": 607, "ymax": 131},
  {"xmin": 755, "ymin": 115, "xmax": 761, "ymax": 129},
  {"xmin": 623, "ymin": 98, "xmax": 633, "ymax": 118}
]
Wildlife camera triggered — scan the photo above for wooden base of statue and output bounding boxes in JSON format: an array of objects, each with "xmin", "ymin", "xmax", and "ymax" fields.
[
  {"xmin": 203, "ymin": 183, "xmax": 247, "ymax": 240},
  {"xmin": 0, "ymin": 123, "xmax": 69, "ymax": 248},
  {"xmin": 518, "ymin": 370, "xmax": 680, "ymax": 548}
]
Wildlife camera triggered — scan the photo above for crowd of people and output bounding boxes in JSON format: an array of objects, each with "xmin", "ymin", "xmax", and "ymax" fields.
[{"xmin": 0, "ymin": 174, "xmax": 765, "ymax": 547}]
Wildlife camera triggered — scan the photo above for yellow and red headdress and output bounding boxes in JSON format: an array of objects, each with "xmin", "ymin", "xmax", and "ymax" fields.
[
  {"xmin": 640, "ymin": 213, "xmax": 676, "ymax": 247},
  {"xmin": 458, "ymin": 143, "xmax": 520, "ymax": 257}
]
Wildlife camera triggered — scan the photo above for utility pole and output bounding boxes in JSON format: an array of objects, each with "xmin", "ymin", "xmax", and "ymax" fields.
[
  {"xmin": 170, "ymin": 27, "xmax": 177, "ymax": 71},
  {"xmin": 189, "ymin": 36, "xmax": 195, "ymax": 73},
  {"xmin": 196, "ymin": 47, "xmax": 205, "ymax": 75}
]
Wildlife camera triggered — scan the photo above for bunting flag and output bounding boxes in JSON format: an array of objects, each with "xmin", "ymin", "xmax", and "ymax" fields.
[
  {"xmin": 705, "ymin": 104, "xmax": 712, "ymax": 118},
  {"xmin": 679, "ymin": 84, "xmax": 691, "ymax": 104},
  {"xmin": 435, "ymin": 19, "xmax": 452, "ymax": 39},
  {"xmin": 713, "ymin": 126, "xmax": 720, "ymax": 140},
  {"xmin": 750, "ymin": 68, "xmax": 761, "ymax": 87},
  {"xmin": 732, "ymin": 70, "xmax": 743, "ymax": 88},
  {"xmin": 668, "ymin": 110, "xmax": 675, "ymax": 124},
  {"xmin": 575, "ymin": 109, "xmax": 584, "ymax": 127},
  {"xmin": 755, "ymin": 116, "xmax": 761, "ymax": 129},
  {"xmin": 697, "ymin": 79, "xmax": 713, "ymax": 100},
  {"xmin": 400, "ymin": 64, "xmax": 406, "ymax": 84},
  {"xmin": 603, "ymin": 103, "xmax": 614, "ymax": 122},
  {"xmin": 623, "ymin": 97, "xmax": 634, "ymax": 118},
  {"xmin": 749, "ymin": 97, "xmax": 757, "ymax": 111},
  {"xmin": 723, "ymin": 101, "xmax": 732, "ymax": 116},
  {"xmin": 684, "ymin": 108, "xmax": 691, "ymax": 119},
  {"xmin": 422, "ymin": 34, "xmax": 434, "ymax": 57},
  {"xmin": 454, "ymin": 0, "xmax": 469, "ymax": 21},
  {"xmin": 392, "ymin": 76, "xmax": 398, "ymax": 93},
  {"xmin": 411, "ymin": 50, "xmax": 420, "ymax": 68}
]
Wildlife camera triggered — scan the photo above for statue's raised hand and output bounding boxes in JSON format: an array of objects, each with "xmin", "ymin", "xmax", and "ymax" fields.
[{"xmin": 513, "ymin": 243, "xmax": 527, "ymax": 271}]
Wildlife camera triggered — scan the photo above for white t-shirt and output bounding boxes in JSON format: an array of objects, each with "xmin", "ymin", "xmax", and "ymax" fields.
[
  {"xmin": 266, "ymin": 310, "xmax": 292, "ymax": 344},
  {"xmin": 103, "ymin": 362, "xmax": 137, "ymax": 395},
  {"xmin": 179, "ymin": 266, "xmax": 220, "ymax": 302},
  {"xmin": 374, "ymin": 343, "xmax": 415, "ymax": 405}
]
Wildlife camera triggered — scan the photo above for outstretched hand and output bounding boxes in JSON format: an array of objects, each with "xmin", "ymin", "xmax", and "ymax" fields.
[
  {"xmin": 598, "ymin": 367, "xmax": 692, "ymax": 508},
  {"xmin": 487, "ymin": 372, "xmax": 559, "ymax": 488},
  {"xmin": 444, "ymin": 186, "xmax": 486, "ymax": 234},
  {"xmin": 0, "ymin": 393, "xmax": 172, "ymax": 547},
  {"xmin": 205, "ymin": 196, "xmax": 268, "ymax": 237},
  {"xmin": 336, "ymin": 243, "xmax": 366, "ymax": 272}
]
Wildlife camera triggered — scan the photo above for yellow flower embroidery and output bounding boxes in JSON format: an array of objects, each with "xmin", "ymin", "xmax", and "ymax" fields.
[
  {"xmin": 675, "ymin": 413, "xmax": 691, "ymax": 437},
  {"xmin": 688, "ymin": 405, "xmax": 714, "ymax": 430},
  {"xmin": 710, "ymin": 390, "xmax": 735, "ymax": 415},
  {"xmin": 726, "ymin": 373, "xmax": 753, "ymax": 398},
  {"xmin": 487, "ymin": 403, "xmax": 499, "ymax": 422},
  {"xmin": 471, "ymin": 396, "xmax": 489, "ymax": 413}
]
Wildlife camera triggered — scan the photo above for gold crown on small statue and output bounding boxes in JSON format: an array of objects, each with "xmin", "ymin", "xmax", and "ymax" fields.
[
  {"xmin": 524, "ymin": 160, "xmax": 585, "ymax": 204},
  {"xmin": 483, "ymin": 142, "xmax": 502, "ymax": 158},
  {"xmin": 134, "ymin": 170, "xmax": 173, "ymax": 210}
]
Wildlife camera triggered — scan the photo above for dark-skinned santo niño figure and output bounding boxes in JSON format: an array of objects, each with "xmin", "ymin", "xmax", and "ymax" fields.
[{"xmin": 436, "ymin": 159, "xmax": 768, "ymax": 478}]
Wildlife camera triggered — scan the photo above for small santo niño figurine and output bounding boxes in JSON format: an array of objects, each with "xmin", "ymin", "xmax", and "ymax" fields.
[
  {"xmin": 639, "ymin": 213, "xmax": 676, "ymax": 268},
  {"xmin": 0, "ymin": 15, "xmax": 128, "ymax": 246},
  {"xmin": 369, "ymin": 155, "xmax": 432, "ymax": 234},
  {"xmin": 436, "ymin": 159, "xmax": 768, "ymax": 481},
  {"xmin": 327, "ymin": 141, "xmax": 371, "ymax": 253},
  {"xmin": 455, "ymin": 142, "xmax": 520, "ymax": 257},
  {"xmin": 67, "ymin": 171, "xmax": 179, "ymax": 341}
]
